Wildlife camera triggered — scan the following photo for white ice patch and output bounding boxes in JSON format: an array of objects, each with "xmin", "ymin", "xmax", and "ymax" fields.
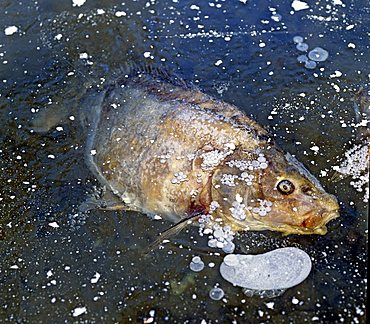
[
  {"xmin": 72, "ymin": 306, "xmax": 87, "ymax": 317},
  {"xmin": 90, "ymin": 272, "xmax": 101, "ymax": 284},
  {"xmin": 333, "ymin": 144, "xmax": 369, "ymax": 202},
  {"xmin": 201, "ymin": 150, "xmax": 232, "ymax": 170},
  {"xmin": 72, "ymin": 0, "xmax": 86, "ymax": 7},
  {"xmin": 291, "ymin": 0, "xmax": 309, "ymax": 11},
  {"xmin": 115, "ymin": 11, "xmax": 127, "ymax": 17},
  {"xmin": 4, "ymin": 26, "xmax": 18, "ymax": 35},
  {"xmin": 329, "ymin": 70, "xmax": 342, "ymax": 78},
  {"xmin": 214, "ymin": 60, "xmax": 223, "ymax": 66},
  {"xmin": 48, "ymin": 222, "xmax": 60, "ymax": 228},
  {"xmin": 79, "ymin": 52, "xmax": 88, "ymax": 59}
]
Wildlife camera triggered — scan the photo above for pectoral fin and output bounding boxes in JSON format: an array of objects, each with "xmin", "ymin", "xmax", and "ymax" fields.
[{"xmin": 144, "ymin": 213, "xmax": 201, "ymax": 255}]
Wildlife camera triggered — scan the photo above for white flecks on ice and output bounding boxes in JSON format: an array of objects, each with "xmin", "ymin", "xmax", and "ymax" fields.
[
  {"xmin": 171, "ymin": 172, "xmax": 188, "ymax": 184},
  {"xmin": 72, "ymin": 0, "xmax": 86, "ymax": 7},
  {"xmin": 79, "ymin": 52, "xmax": 88, "ymax": 59},
  {"xmin": 4, "ymin": 26, "xmax": 18, "ymax": 35},
  {"xmin": 115, "ymin": 11, "xmax": 127, "ymax": 17},
  {"xmin": 48, "ymin": 222, "xmax": 60, "ymax": 228},
  {"xmin": 72, "ymin": 306, "xmax": 87, "ymax": 317},
  {"xmin": 333, "ymin": 144, "xmax": 369, "ymax": 202},
  {"xmin": 90, "ymin": 272, "xmax": 101, "ymax": 284},
  {"xmin": 291, "ymin": 0, "xmax": 309, "ymax": 11}
]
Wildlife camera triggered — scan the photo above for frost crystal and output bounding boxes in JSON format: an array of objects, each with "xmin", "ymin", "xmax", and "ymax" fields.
[
  {"xmin": 220, "ymin": 174, "xmax": 238, "ymax": 187},
  {"xmin": 230, "ymin": 200, "xmax": 246, "ymax": 221},
  {"xmin": 226, "ymin": 153, "xmax": 268, "ymax": 171},
  {"xmin": 251, "ymin": 200, "xmax": 273, "ymax": 217},
  {"xmin": 209, "ymin": 201, "xmax": 220, "ymax": 212},
  {"xmin": 4, "ymin": 26, "xmax": 18, "ymax": 35},
  {"xmin": 171, "ymin": 172, "xmax": 188, "ymax": 184},
  {"xmin": 198, "ymin": 214, "xmax": 235, "ymax": 253},
  {"xmin": 201, "ymin": 149, "xmax": 233, "ymax": 170},
  {"xmin": 334, "ymin": 144, "xmax": 369, "ymax": 202}
]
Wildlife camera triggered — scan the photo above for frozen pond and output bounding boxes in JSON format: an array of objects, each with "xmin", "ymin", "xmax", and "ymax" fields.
[{"xmin": 0, "ymin": 0, "xmax": 368, "ymax": 322}]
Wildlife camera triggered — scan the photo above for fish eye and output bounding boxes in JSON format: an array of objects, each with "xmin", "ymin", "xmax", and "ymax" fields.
[{"xmin": 277, "ymin": 180, "xmax": 295, "ymax": 195}]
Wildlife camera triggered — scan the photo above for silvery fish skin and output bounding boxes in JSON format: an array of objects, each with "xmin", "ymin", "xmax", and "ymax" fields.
[{"xmin": 82, "ymin": 69, "xmax": 339, "ymax": 235}]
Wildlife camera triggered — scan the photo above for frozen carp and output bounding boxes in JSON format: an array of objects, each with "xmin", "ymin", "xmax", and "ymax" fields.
[{"xmin": 80, "ymin": 67, "xmax": 339, "ymax": 235}]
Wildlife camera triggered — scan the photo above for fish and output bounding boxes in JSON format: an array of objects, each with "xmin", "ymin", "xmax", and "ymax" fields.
[{"xmin": 79, "ymin": 66, "xmax": 339, "ymax": 236}]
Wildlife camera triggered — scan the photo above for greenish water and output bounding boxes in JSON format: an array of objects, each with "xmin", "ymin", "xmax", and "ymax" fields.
[{"xmin": 0, "ymin": 0, "xmax": 368, "ymax": 322}]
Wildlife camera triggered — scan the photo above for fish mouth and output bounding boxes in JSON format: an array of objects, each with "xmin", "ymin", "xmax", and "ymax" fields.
[
  {"xmin": 235, "ymin": 209, "xmax": 340, "ymax": 235},
  {"xmin": 223, "ymin": 208, "xmax": 340, "ymax": 235},
  {"xmin": 284, "ymin": 208, "xmax": 340, "ymax": 235}
]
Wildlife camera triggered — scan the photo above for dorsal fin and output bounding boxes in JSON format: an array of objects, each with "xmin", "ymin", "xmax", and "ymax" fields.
[{"xmin": 110, "ymin": 63, "xmax": 191, "ymax": 90}]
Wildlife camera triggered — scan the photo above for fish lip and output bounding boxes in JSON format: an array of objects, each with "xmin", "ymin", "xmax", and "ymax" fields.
[
  {"xmin": 254, "ymin": 209, "xmax": 340, "ymax": 235},
  {"xmin": 225, "ymin": 209, "xmax": 340, "ymax": 235},
  {"xmin": 322, "ymin": 208, "xmax": 340, "ymax": 222},
  {"xmin": 295, "ymin": 208, "xmax": 340, "ymax": 234}
]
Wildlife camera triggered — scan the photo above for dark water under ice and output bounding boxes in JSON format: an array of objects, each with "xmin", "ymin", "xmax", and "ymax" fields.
[{"xmin": 0, "ymin": 0, "xmax": 368, "ymax": 322}]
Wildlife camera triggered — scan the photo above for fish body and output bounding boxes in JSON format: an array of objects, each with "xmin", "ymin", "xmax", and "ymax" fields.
[{"xmin": 82, "ymin": 68, "xmax": 339, "ymax": 235}]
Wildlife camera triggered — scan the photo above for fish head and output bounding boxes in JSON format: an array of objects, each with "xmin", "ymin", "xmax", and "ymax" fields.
[{"xmin": 211, "ymin": 147, "xmax": 340, "ymax": 235}]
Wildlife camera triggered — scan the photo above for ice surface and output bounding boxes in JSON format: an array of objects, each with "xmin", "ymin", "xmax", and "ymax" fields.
[{"xmin": 220, "ymin": 247, "xmax": 312, "ymax": 290}]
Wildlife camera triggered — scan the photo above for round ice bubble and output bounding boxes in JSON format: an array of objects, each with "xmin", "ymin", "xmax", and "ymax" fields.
[
  {"xmin": 308, "ymin": 47, "xmax": 329, "ymax": 62},
  {"xmin": 296, "ymin": 43, "xmax": 309, "ymax": 52},
  {"xmin": 222, "ymin": 241, "xmax": 235, "ymax": 254},
  {"xmin": 293, "ymin": 36, "xmax": 304, "ymax": 44},
  {"xmin": 305, "ymin": 60, "xmax": 317, "ymax": 69},
  {"xmin": 190, "ymin": 256, "xmax": 205, "ymax": 272},
  {"xmin": 219, "ymin": 247, "xmax": 312, "ymax": 290},
  {"xmin": 213, "ymin": 229, "xmax": 224, "ymax": 239},
  {"xmin": 223, "ymin": 254, "xmax": 239, "ymax": 267},
  {"xmin": 192, "ymin": 256, "xmax": 201, "ymax": 263},
  {"xmin": 208, "ymin": 239, "xmax": 218, "ymax": 248},
  {"xmin": 297, "ymin": 55, "xmax": 308, "ymax": 63},
  {"xmin": 209, "ymin": 287, "xmax": 225, "ymax": 300}
]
